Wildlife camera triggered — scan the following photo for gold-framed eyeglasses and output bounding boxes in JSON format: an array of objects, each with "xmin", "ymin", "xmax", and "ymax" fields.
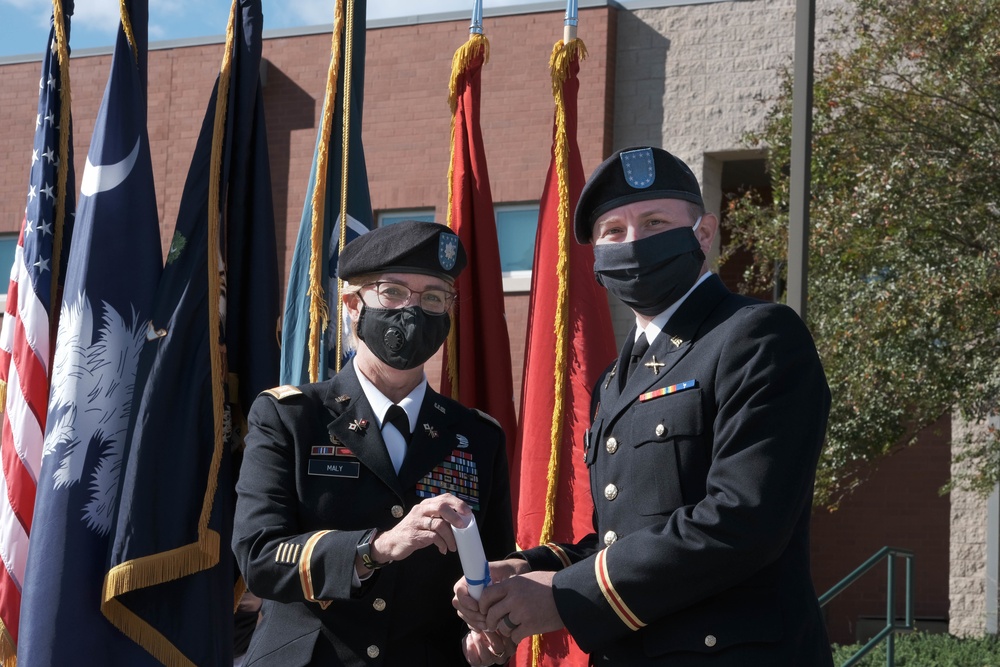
[{"xmin": 362, "ymin": 281, "xmax": 456, "ymax": 315}]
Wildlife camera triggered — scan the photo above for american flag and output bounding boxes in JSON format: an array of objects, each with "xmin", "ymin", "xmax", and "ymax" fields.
[{"xmin": 0, "ymin": 9, "xmax": 75, "ymax": 662}]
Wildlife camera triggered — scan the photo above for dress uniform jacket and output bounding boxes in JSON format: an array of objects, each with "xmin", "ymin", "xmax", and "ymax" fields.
[
  {"xmin": 520, "ymin": 274, "xmax": 833, "ymax": 666},
  {"xmin": 233, "ymin": 360, "xmax": 514, "ymax": 666}
]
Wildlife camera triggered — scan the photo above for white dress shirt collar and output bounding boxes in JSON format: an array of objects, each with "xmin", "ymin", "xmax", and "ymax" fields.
[
  {"xmin": 353, "ymin": 364, "xmax": 426, "ymax": 436},
  {"xmin": 636, "ymin": 271, "xmax": 713, "ymax": 345}
]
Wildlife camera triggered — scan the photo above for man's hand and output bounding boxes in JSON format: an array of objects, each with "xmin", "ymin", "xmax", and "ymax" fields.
[
  {"xmin": 478, "ymin": 570, "xmax": 564, "ymax": 644},
  {"xmin": 453, "ymin": 558, "xmax": 529, "ymax": 630}
]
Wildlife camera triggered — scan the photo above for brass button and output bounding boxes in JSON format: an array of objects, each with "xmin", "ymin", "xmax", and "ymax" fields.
[
  {"xmin": 606, "ymin": 437, "xmax": 619, "ymax": 454},
  {"xmin": 391, "ymin": 505, "xmax": 404, "ymax": 519},
  {"xmin": 373, "ymin": 598, "xmax": 387, "ymax": 612},
  {"xmin": 705, "ymin": 635, "xmax": 717, "ymax": 648},
  {"xmin": 604, "ymin": 530, "xmax": 618, "ymax": 546},
  {"xmin": 604, "ymin": 484, "xmax": 619, "ymax": 501},
  {"xmin": 655, "ymin": 424, "xmax": 666, "ymax": 437},
  {"xmin": 367, "ymin": 645, "xmax": 380, "ymax": 658}
]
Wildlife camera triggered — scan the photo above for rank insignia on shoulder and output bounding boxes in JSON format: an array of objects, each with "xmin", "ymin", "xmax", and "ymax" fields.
[
  {"xmin": 263, "ymin": 385, "xmax": 302, "ymax": 400},
  {"xmin": 472, "ymin": 409, "xmax": 501, "ymax": 430}
]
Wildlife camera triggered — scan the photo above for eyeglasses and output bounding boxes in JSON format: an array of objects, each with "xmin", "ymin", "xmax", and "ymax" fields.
[{"xmin": 362, "ymin": 281, "xmax": 456, "ymax": 315}]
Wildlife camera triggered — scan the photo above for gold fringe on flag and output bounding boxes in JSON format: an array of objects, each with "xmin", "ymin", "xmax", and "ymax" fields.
[
  {"xmin": 118, "ymin": 0, "xmax": 139, "ymax": 64},
  {"xmin": 50, "ymin": 0, "xmax": 72, "ymax": 330},
  {"xmin": 531, "ymin": 36, "xmax": 587, "ymax": 667},
  {"xmin": 444, "ymin": 33, "xmax": 490, "ymax": 395},
  {"xmin": 100, "ymin": 2, "xmax": 236, "ymax": 664},
  {"xmin": 307, "ymin": 0, "xmax": 346, "ymax": 382},
  {"xmin": 0, "ymin": 623, "xmax": 14, "ymax": 667}
]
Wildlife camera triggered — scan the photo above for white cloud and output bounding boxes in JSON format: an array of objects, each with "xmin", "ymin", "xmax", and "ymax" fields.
[
  {"xmin": 264, "ymin": 0, "xmax": 542, "ymax": 28},
  {"xmin": 1, "ymin": 0, "xmax": 50, "ymax": 31},
  {"xmin": 68, "ymin": 0, "xmax": 121, "ymax": 35}
]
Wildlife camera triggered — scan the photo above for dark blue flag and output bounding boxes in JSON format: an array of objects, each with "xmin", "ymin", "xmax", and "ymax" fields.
[
  {"xmin": 17, "ymin": 1, "xmax": 162, "ymax": 665},
  {"xmin": 102, "ymin": 0, "xmax": 279, "ymax": 663},
  {"xmin": 280, "ymin": 0, "xmax": 373, "ymax": 385}
]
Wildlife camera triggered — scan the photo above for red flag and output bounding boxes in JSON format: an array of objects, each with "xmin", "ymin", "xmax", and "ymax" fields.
[
  {"xmin": 512, "ymin": 39, "xmax": 617, "ymax": 667},
  {"xmin": 442, "ymin": 33, "xmax": 518, "ymax": 466},
  {"xmin": 0, "ymin": 5, "xmax": 74, "ymax": 662}
]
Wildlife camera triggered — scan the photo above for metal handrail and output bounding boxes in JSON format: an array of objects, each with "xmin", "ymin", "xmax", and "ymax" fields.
[{"xmin": 819, "ymin": 546, "xmax": 915, "ymax": 667}]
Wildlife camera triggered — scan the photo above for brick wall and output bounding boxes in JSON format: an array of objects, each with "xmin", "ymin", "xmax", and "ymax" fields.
[
  {"xmin": 809, "ymin": 419, "xmax": 952, "ymax": 644},
  {"xmin": 0, "ymin": 6, "xmax": 615, "ymax": 400}
]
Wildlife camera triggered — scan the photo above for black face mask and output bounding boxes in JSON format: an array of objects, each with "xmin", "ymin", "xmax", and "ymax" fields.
[
  {"xmin": 593, "ymin": 226, "xmax": 705, "ymax": 316},
  {"xmin": 357, "ymin": 305, "xmax": 451, "ymax": 371}
]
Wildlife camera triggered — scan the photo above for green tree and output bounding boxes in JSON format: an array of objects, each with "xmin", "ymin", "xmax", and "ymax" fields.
[{"xmin": 725, "ymin": 0, "xmax": 1000, "ymax": 505}]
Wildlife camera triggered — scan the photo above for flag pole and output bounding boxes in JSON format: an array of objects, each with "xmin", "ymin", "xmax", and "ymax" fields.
[
  {"xmin": 564, "ymin": 0, "xmax": 578, "ymax": 43},
  {"xmin": 335, "ymin": 0, "xmax": 358, "ymax": 372},
  {"xmin": 470, "ymin": 0, "xmax": 483, "ymax": 34}
]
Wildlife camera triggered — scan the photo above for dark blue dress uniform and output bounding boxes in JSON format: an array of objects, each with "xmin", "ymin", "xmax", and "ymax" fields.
[
  {"xmin": 518, "ymin": 274, "xmax": 833, "ymax": 666},
  {"xmin": 232, "ymin": 362, "xmax": 514, "ymax": 666}
]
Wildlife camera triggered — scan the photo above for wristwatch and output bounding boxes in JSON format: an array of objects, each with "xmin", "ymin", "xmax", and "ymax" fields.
[{"xmin": 357, "ymin": 528, "xmax": 387, "ymax": 570}]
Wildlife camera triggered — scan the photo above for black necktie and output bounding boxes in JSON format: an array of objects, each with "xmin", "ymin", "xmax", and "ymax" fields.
[
  {"xmin": 626, "ymin": 334, "xmax": 650, "ymax": 384},
  {"xmin": 385, "ymin": 404, "xmax": 411, "ymax": 442}
]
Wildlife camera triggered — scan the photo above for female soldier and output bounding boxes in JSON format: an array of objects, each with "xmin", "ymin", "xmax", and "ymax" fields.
[{"xmin": 234, "ymin": 221, "xmax": 515, "ymax": 666}]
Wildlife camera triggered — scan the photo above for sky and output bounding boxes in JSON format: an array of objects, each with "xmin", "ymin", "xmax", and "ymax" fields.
[{"xmin": 0, "ymin": 0, "xmax": 560, "ymax": 59}]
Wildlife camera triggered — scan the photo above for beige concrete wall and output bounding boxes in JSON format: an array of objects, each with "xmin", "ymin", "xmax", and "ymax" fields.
[
  {"xmin": 605, "ymin": 0, "xmax": 847, "ymax": 338},
  {"xmin": 950, "ymin": 417, "xmax": 992, "ymax": 637}
]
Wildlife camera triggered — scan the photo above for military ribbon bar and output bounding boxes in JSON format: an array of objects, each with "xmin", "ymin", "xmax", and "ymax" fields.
[{"xmin": 639, "ymin": 379, "xmax": 696, "ymax": 402}]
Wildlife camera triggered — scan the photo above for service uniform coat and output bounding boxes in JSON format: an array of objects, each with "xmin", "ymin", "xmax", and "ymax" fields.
[
  {"xmin": 233, "ymin": 361, "xmax": 514, "ymax": 666},
  {"xmin": 520, "ymin": 275, "xmax": 833, "ymax": 666}
]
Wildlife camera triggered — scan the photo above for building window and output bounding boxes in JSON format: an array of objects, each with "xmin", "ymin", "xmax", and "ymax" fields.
[
  {"xmin": 378, "ymin": 210, "xmax": 435, "ymax": 227},
  {"xmin": 0, "ymin": 235, "xmax": 16, "ymax": 286},
  {"xmin": 377, "ymin": 206, "xmax": 540, "ymax": 292},
  {"xmin": 0, "ymin": 234, "xmax": 17, "ymax": 312},
  {"xmin": 496, "ymin": 204, "xmax": 539, "ymax": 292}
]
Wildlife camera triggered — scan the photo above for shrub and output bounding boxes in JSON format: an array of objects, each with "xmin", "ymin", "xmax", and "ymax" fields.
[{"xmin": 832, "ymin": 631, "xmax": 1000, "ymax": 666}]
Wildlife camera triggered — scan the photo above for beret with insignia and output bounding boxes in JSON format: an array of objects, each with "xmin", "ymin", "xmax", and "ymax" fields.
[
  {"xmin": 338, "ymin": 220, "xmax": 467, "ymax": 282},
  {"xmin": 574, "ymin": 146, "xmax": 704, "ymax": 243}
]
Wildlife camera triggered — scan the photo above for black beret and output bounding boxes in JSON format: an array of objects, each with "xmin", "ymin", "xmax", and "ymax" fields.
[
  {"xmin": 337, "ymin": 220, "xmax": 467, "ymax": 281},
  {"xmin": 574, "ymin": 146, "xmax": 704, "ymax": 243}
]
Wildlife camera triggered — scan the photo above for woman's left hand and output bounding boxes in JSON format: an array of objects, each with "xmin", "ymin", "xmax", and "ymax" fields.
[
  {"xmin": 462, "ymin": 629, "xmax": 515, "ymax": 666},
  {"xmin": 371, "ymin": 494, "xmax": 471, "ymax": 563}
]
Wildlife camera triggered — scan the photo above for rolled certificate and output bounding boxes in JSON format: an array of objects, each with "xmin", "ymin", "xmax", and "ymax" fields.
[{"xmin": 452, "ymin": 513, "xmax": 490, "ymax": 600}]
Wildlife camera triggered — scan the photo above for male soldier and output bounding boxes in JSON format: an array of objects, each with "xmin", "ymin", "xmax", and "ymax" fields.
[{"xmin": 456, "ymin": 147, "xmax": 833, "ymax": 666}]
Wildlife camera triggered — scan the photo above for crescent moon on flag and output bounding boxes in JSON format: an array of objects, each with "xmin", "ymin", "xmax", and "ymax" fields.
[{"xmin": 80, "ymin": 137, "xmax": 141, "ymax": 197}]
